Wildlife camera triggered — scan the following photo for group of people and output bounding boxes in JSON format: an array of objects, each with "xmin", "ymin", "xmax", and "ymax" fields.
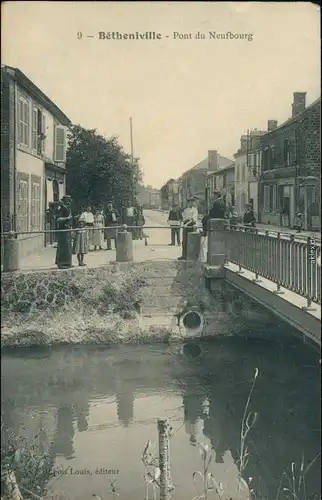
[
  {"xmin": 167, "ymin": 190, "xmax": 257, "ymax": 261},
  {"xmin": 54, "ymin": 196, "xmax": 146, "ymax": 269}
]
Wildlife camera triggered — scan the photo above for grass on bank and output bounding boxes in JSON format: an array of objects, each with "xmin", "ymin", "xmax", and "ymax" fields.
[{"xmin": 1, "ymin": 267, "xmax": 178, "ymax": 347}]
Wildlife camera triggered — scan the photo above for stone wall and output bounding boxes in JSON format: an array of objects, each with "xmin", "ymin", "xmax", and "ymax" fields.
[{"xmin": 1, "ymin": 260, "xmax": 283, "ymax": 348}]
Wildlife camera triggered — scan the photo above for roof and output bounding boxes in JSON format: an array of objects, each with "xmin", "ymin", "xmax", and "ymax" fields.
[
  {"xmin": 1, "ymin": 65, "xmax": 71, "ymax": 126},
  {"xmin": 206, "ymin": 162, "xmax": 235, "ymax": 178},
  {"xmin": 137, "ymin": 184, "xmax": 159, "ymax": 195},
  {"xmin": 181, "ymin": 153, "xmax": 234, "ymax": 177},
  {"xmin": 262, "ymin": 97, "xmax": 321, "ymax": 137},
  {"xmin": 160, "ymin": 177, "xmax": 181, "ymax": 191}
]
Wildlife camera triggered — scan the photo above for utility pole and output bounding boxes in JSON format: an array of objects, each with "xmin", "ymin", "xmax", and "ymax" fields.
[
  {"xmin": 130, "ymin": 117, "xmax": 134, "ymax": 166},
  {"xmin": 246, "ymin": 129, "xmax": 250, "ymax": 204},
  {"xmin": 130, "ymin": 117, "xmax": 135, "ymax": 204}
]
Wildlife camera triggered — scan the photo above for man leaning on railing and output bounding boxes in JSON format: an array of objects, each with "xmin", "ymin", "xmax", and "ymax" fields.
[
  {"xmin": 201, "ymin": 190, "xmax": 226, "ymax": 236},
  {"xmin": 178, "ymin": 197, "xmax": 198, "ymax": 260},
  {"xmin": 242, "ymin": 203, "xmax": 256, "ymax": 231}
]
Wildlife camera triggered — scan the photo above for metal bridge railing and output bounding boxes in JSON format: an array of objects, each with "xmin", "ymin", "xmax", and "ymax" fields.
[{"xmin": 223, "ymin": 225, "xmax": 321, "ymax": 306}]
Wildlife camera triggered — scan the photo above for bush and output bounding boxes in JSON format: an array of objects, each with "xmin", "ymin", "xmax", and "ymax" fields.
[{"xmin": 1, "ymin": 421, "xmax": 55, "ymax": 498}]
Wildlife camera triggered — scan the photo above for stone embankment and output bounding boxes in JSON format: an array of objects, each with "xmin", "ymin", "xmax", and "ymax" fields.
[{"xmin": 1, "ymin": 260, "xmax": 277, "ymax": 348}]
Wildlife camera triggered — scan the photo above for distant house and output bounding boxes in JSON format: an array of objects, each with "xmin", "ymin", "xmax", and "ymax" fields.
[
  {"xmin": 181, "ymin": 150, "xmax": 233, "ymax": 213},
  {"xmin": 205, "ymin": 163, "xmax": 235, "ymax": 213},
  {"xmin": 160, "ymin": 178, "xmax": 181, "ymax": 210},
  {"xmin": 1, "ymin": 65, "xmax": 71, "ymax": 257},
  {"xmin": 135, "ymin": 184, "xmax": 160, "ymax": 209}
]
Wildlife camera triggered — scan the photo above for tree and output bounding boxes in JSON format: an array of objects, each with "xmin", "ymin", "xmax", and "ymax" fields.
[{"xmin": 66, "ymin": 125, "xmax": 142, "ymax": 212}]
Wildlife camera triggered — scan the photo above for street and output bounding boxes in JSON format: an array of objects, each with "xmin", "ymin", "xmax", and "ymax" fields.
[
  {"xmin": 16, "ymin": 209, "xmax": 321, "ymax": 272},
  {"xmin": 19, "ymin": 210, "xmax": 182, "ymax": 272}
]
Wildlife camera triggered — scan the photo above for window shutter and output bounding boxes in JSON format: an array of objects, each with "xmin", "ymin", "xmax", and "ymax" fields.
[
  {"xmin": 54, "ymin": 126, "xmax": 67, "ymax": 162},
  {"xmin": 273, "ymin": 185, "xmax": 277, "ymax": 210},
  {"xmin": 264, "ymin": 185, "xmax": 269, "ymax": 211}
]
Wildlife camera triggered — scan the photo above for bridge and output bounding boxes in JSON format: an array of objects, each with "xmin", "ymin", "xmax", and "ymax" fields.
[{"xmin": 1, "ymin": 209, "xmax": 321, "ymax": 349}]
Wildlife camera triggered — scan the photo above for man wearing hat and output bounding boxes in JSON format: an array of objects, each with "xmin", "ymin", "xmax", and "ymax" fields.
[
  {"xmin": 202, "ymin": 190, "xmax": 226, "ymax": 235},
  {"xmin": 104, "ymin": 201, "xmax": 120, "ymax": 250},
  {"xmin": 55, "ymin": 195, "xmax": 73, "ymax": 269},
  {"xmin": 179, "ymin": 197, "xmax": 198, "ymax": 260}
]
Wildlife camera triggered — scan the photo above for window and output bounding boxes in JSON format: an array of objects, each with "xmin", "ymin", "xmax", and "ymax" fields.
[
  {"xmin": 31, "ymin": 108, "xmax": 37, "ymax": 150},
  {"xmin": 236, "ymin": 166, "xmax": 240, "ymax": 181},
  {"xmin": 256, "ymin": 152, "xmax": 260, "ymax": 168},
  {"xmin": 55, "ymin": 126, "xmax": 67, "ymax": 162},
  {"xmin": 263, "ymin": 146, "xmax": 274, "ymax": 171},
  {"xmin": 31, "ymin": 182, "xmax": 41, "ymax": 230},
  {"xmin": 32, "ymin": 107, "xmax": 46, "ymax": 155},
  {"xmin": 283, "ymin": 139, "xmax": 290, "ymax": 166},
  {"xmin": 18, "ymin": 179, "xmax": 29, "ymax": 232},
  {"xmin": 18, "ymin": 95, "xmax": 30, "ymax": 146}
]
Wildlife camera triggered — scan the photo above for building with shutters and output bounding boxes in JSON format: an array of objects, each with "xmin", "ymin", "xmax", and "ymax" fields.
[
  {"xmin": 1, "ymin": 65, "xmax": 71, "ymax": 257},
  {"xmin": 259, "ymin": 93, "xmax": 320, "ymax": 230},
  {"xmin": 233, "ymin": 129, "xmax": 266, "ymax": 218},
  {"xmin": 181, "ymin": 150, "xmax": 234, "ymax": 214}
]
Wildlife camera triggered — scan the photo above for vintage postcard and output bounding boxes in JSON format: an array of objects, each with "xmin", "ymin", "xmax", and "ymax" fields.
[{"xmin": 1, "ymin": 2, "xmax": 321, "ymax": 500}]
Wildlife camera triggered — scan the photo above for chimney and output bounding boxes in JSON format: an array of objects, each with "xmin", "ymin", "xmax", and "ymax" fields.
[
  {"xmin": 267, "ymin": 120, "xmax": 278, "ymax": 132},
  {"xmin": 292, "ymin": 92, "xmax": 306, "ymax": 117},
  {"xmin": 208, "ymin": 150, "xmax": 218, "ymax": 171},
  {"xmin": 240, "ymin": 135, "xmax": 248, "ymax": 153}
]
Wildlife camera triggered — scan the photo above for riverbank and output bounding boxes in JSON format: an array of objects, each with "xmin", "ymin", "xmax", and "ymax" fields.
[
  {"xmin": 1, "ymin": 259, "xmax": 295, "ymax": 348},
  {"xmin": 1, "ymin": 263, "xmax": 184, "ymax": 348}
]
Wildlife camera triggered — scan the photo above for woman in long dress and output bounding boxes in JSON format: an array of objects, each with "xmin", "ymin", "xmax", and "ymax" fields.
[
  {"xmin": 55, "ymin": 195, "xmax": 73, "ymax": 269},
  {"xmin": 93, "ymin": 208, "xmax": 105, "ymax": 251}
]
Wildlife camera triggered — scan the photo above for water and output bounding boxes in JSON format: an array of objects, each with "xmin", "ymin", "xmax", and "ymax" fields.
[{"xmin": 1, "ymin": 337, "xmax": 321, "ymax": 500}]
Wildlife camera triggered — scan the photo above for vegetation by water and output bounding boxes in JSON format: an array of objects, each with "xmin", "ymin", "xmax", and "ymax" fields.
[{"xmin": 1, "ymin": 265, "xmax": 177, "ymax": 348}]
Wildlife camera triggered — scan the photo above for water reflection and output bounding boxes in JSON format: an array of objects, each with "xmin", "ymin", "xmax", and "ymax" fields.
[
  {"xmin": 182, "ymin": 385, "xmax": 205, "ymax": 446},
  {"xmin": 1, "ymin": 338, "xmax": 321, "ymax": 500},
  {"xmin": 53, "ymin": 406, "xmax": 75, "ymax": 460},
  {"xmin": 116, "ymin": 389, "xmax": 135, "ymax": 427},
  {"xmin": 75, "ymin": 399, "xmax": 90, "ymax": 432}
]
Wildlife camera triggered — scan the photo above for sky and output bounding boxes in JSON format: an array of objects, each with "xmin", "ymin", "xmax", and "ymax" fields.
[{"xmin": 2, "ymin": 1, "xmax": 320, "ymax": 189}]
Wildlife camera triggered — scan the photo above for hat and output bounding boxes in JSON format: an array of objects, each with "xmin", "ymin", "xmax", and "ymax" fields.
[
  {"xmin": 78, "ymin": 214, "xmax": 86, "ymax": 222},
  {"xmin": 62, "ymin": 195, "xmax": 72, "ymax": 201},
  {"xmin": 187, "ymin": 196, "xmax": 195, "ymax": 202}
]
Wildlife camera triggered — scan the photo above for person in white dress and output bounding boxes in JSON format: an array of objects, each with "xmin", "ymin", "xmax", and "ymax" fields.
[
  {"xmin": 93, "ymin": 208, "xmax": 105, "ymax": 251},
  {"xmin": 82, "ymin": 206, "xmax": 94, "ymax": 248}
]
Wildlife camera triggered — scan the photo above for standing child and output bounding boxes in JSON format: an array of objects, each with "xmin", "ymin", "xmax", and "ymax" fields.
[{"xmin": 73, "ymin": 214, "xmax": 89, "ymax": 266}]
